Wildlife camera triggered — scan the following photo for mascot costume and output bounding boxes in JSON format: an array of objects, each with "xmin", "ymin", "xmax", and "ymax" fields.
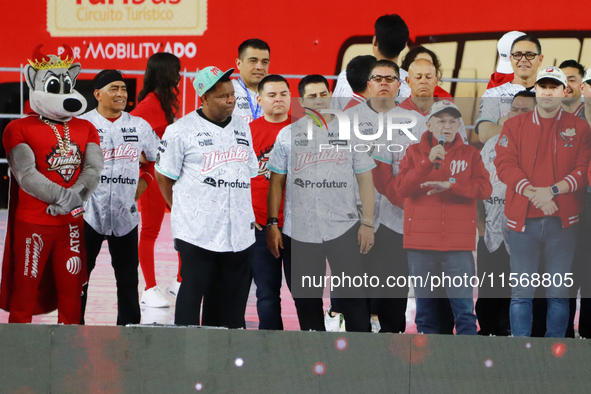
[{"xmin": 0, "ymin": 44, "xmax": 103, "ymax": 324}]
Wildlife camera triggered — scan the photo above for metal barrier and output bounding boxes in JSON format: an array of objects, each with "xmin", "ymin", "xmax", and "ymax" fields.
[{"xmin": 0, "ymin": 65, "xmax": 488, "ymax": 119}]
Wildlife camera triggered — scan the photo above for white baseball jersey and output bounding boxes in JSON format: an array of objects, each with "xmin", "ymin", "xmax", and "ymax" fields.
[
  {"xmin": 155, "ymin": 111, "xmax": 259, "ymax": 252},
  {"xmin": 476, "ymin": 82, "xmax": 533, "ymax": 128},
  {"xmin": 371, "ymin": 105, "xmax": 429, "ymax": 233},
  {"xmin": 80, "ymin": 109, "xmax": 160, "ymax": 237},
  {"xmin": 332, "ymin": 68, "xmax": 411, "ymax": 111},
  {"xmin": 267, "ymin": 116, "xmax": 376, "ymax": 243},
  {"xmin": 232, "ymin": 79, "xmax": 263, "ymax": 124},
  {"xmin": 481, "ymin": 135, "xmax": 510, "ymax": 254}
]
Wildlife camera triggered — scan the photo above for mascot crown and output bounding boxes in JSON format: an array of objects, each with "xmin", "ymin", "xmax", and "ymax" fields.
[{"xmin": 27, "ymin": 44, "xmax": 74, "ymax": 70}]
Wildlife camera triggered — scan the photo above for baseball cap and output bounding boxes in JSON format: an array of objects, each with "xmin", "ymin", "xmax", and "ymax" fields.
[
  {"xmin": 428, "ymin": 100, "xmax": 462, "ymax": 120},
  {"xmin": 193, "ymin": 66, "xmax": 234, "ymax": 96},
  {"xmin": 583, "ymin": 68, "xmax": 591, "ymax": 84},
  {"xmin": 535, "ymin": 66, "xmax": 567, "ymax": 87},
  {"xmin": 496, "ymin": 31, "xmax": 526, "ymax": 74}
]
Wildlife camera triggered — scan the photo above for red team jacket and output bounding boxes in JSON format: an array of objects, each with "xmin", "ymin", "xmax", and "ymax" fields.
[
  {"xmin": 495, "ymin": 108, "xmax": 591, "ymax": 232},
  {"xmin": 385, "ymin": 131, "xmax": 492, "ymax": 251}
]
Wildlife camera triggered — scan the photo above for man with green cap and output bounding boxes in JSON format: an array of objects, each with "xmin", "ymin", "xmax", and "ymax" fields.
[{"xmin": 155, "ymin": 66, "xmax": 259, "ymax": 328}]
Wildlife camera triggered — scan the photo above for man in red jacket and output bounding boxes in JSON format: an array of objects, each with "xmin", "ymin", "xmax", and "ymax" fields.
[
  {"xmin": 394, "ymin": 100, "xmax": 492, "ymax": 335},
  {"xmin": 495, "ymin": 66, "xmax": 591, "ymax": 337}
]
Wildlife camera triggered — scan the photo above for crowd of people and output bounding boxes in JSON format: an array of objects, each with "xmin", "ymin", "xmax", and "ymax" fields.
[{"xmin": 2, "ymin": 14, "xmax": 591, "ymax": 339}]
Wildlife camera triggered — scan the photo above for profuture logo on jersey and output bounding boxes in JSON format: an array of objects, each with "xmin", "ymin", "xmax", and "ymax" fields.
[
  {"xmin": 202, "ymin": 177, "xmax": 250, "ymax": 188},
  {"xmin": 293, "ymin": 150, "xmax": 347, "ymax": 173},
  {"xmin": 46, "ymin": 142, "xmax": 82, "ymax": 183},
  {"xmin": 294, "ymin": 178, "xmax": 347, "ymax": 188},
  {"xmin": 103, "ymin": 143, "xmax": 139, "ymax": 162},
  {"xmin": 201, "ymin": 145, "xmax": 249, "ymax": 174}
]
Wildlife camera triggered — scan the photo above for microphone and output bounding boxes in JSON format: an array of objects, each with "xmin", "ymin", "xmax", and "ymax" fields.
[{"xmin": 434, "ymin": 135, "xmax": 446, "ymax": 170}]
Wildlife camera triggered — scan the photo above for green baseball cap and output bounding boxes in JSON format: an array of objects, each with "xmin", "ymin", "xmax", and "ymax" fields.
[{"xmin": 193, "ymin": 66, "xmax": 234, "ymax": 96}]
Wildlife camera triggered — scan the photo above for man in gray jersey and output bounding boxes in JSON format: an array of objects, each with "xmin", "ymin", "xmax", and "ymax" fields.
[{"xmin": 267, "ymin": 75, "xmax": 376, "ymax": 332}]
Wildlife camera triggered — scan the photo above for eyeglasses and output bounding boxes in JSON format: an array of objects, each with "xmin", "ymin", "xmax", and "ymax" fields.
[
  {"xmin": 369, "ymin": 75, "xmax": 399, "ymax": 83},
  {"xmin": 434, "ymin": 119, "xmax": 461, "ymax": 127},
  {"xmin": 511, "ymin": 52, "xmax": 540, "ymax": 61}
]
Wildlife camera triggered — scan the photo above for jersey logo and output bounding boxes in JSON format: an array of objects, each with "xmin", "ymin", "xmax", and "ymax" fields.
[
  {"xmin": 124, "ymin": 136, "xmax": 138, "ymax": 142},
  {"xmin": 198, "ymin": 139, "xmax": 213, "ymax": 146},
  {"xmin": 203, "ymin": 177, "xmax": 217, "ymax": 187},
  {"xmin": 293, "ymin": 150, "xmax": 348, "ymax": 173},
  {"xmin": 103, "ymin": 143, "xmax": 139, "ymax": 162},
  {"xmin": 236, "ymin": 138, "xmax": 249, "ymax": 146},
  {"xmin": 498, "ymin": 135, "xmax": 508, "ymax": 148},
  {"xmin": 450, "ymin": 160, "xmax": 468, "ymax": 176},
  {"xmin": 560, "ymin": 128, "xmax": 576, "ymax": 147},
  {"xmin": 201, "ymin": 145, "xmax": 249, "ymax": 174},
  {"xmin": 257, "ymin": 144, "xmax": 273, "ymax": 179},
  {"xmin": 46, "ymin": 142, "xmax": 82, "ymax": 183}
]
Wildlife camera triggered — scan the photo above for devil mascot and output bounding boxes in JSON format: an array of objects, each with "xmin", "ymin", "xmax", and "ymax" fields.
[{"xmin": 0, "ymin": 44, "xmax": 103, "ymax": 324}]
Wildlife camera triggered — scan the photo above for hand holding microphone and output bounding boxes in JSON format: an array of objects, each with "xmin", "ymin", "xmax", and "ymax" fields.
[{"xmin": 429, "ymin": 135, "xmax": 447, "ymax": 169}]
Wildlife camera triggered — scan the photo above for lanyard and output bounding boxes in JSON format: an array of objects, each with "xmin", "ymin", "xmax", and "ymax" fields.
[{"xmin": 237, "ymin": 77, "xmax": 263, "ymax": 120}]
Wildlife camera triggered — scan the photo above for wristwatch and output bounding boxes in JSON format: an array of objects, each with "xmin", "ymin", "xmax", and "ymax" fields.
[
  {"xmin": 551, "ymin": 184, "xmax": 560, "ymax": 197},
  {"xmin": 449, "ymin": 177, "xmax": 456, "ymax": 190},
  {"xmin": 266, "ymin": 217, "xmax": 279, "ymax": 227}
]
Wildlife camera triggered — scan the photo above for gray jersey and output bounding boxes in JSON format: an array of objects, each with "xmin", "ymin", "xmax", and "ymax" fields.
[
  {"xmin": 155, "ymin": 111, "xmax": 259, "ymax": 252},
  {"xmin": 372, "ymin": 105, "xmax": 429, "ymax": 233},
  {"xmin": 481, "ymin": 135, "xmax": 510, "ymax": 254},
  {"xmin": 476, "ymin": 82, "xmax": 531, "ymax": 128},
  {"xmin": 332, "ymin": 68, "xmax": 411, "ymax": 111},
  {"xmin": 268, "ymin": 116, "xmax": 376, "ymax": 243},
  {"xmin": 80, "ymin": 109, "xmax": 160, "ymax": 237}
]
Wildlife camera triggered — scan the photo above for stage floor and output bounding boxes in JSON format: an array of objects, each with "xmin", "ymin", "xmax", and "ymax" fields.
[{"xmin": 0, "ymin": 210, "xmax": 420, "ymax": 331}]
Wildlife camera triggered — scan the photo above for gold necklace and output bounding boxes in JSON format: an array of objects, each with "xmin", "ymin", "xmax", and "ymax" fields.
[{"xmin": 40, "ymin": 117, "xmax": 70, "ymax": 154}]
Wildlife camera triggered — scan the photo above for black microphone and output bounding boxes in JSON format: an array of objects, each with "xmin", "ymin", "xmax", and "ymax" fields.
[{"xmin": 434, "ymin": 135, "xmax": 446, "ymax": 170}]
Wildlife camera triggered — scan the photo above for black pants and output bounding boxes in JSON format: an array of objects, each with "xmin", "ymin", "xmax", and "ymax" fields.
[
  {"xmin": 475, "ymin": 238, "xmax": 511, "ymax": 336},
  {"xmin": 288, "ymin": 225, "xmax": 370, "ymax": 332},
  {"xmin": 174, "ymin": 239, "xmax": 254, "ymax": 328},
  {"xmin": 370, "ymin": 226, "xmax": 408, "ymax": 333},
  {"xmin": 81, "ymin": 222, "xmax": 140, "ymax": 326}
]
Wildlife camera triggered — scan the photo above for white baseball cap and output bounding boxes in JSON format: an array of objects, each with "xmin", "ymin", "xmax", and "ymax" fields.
[
  {"xmin": 496, "ymin": 31, "xmax": 526, "ymax": 74},
  {"xmin": 535, "ymin": 66, "xmax": 567, "ymax": 87},
  {"xmin": 428, "ymin": 100, "xmax": 462, "ymax": 120},
  {"xmin": 583, "ymin": 68, "xmax": 591, "ymax": 84}
]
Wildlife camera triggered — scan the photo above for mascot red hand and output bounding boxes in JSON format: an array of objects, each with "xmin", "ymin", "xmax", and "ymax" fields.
[{"xmin": 0, "ymin": 44, "xmax": 103, "ymax": 324}]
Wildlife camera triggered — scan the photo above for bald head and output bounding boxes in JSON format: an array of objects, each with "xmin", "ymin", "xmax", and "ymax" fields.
[{"xmin": 407, "ymin": 58, "xmax": 438, "ymax": 97}]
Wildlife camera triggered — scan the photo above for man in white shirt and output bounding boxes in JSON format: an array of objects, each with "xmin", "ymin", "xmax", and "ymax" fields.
[
  {"xmin": 232, "ymin": 38, "xmax": 270, "ymax": 124},
  {"xmin": 333, "ymin": 14, "xmax": 411, "ymax": 110},
  {"xmin": 476, "ymin": 35, "xmax": 543, "ymax": 143},
  {"xmin": 156, "ymin": 66, "xmax": 259, "ymax": 328},
  {"xmin": 80, "ymin": 70, "xmax": 160, "ymax": 325}
]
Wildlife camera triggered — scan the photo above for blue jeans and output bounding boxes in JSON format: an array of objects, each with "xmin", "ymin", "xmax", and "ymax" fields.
[
  {"xmin": 408, "ymin": 250, "xmax": 477, "ymax": 335},
  {"xmin": 252, "ymin": 226, "xmax": 287, "ymax": 330},
  {"xmin": 508, "ymin": 217, "xmax": 578, "ymax": 338}
]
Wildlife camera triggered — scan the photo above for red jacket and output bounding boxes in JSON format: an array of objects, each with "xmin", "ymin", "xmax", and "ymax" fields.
[
  {"xmin": 387, "ymin": 131, "xmax": 492, "ymax": 251},
  {"xmin": 495, "ymin": 108, "xmax": 591, "ymax": 231}
]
